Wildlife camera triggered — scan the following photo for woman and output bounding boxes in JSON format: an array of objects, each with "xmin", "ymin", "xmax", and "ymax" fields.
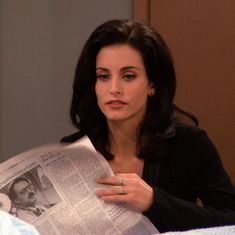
[{"xmin": 61, "ymin": 19, "xmax": 235, "ymax": 232}]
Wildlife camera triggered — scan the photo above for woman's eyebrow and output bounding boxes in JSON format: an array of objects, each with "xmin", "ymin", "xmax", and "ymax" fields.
[
  {"xmin": 120, "ymin": 66, "xmax": 141, "ymax": 71},
  {"xmin": 96, "ymin": 66, "xmax": 141, "ymax": 71},
  {"xmin": 96, "ymin": 67, "xmax": 109, "ymax": 71}
]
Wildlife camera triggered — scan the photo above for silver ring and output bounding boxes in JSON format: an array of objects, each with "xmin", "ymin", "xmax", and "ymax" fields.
[
  {"xmin": 120, "ymin": 186, "xmax": 127, "ymax": 195},
  {"xmin": 118, "ymin": 177, "xmax": 124, "ymax": 186}
]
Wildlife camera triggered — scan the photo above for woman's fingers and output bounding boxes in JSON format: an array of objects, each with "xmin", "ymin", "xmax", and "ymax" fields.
[
  {"xmin": 96, "ymin": 176, "xmax": 125, "ymax": 186},
  {"xmin": 95, "ymin": 173, "xmax": 153, "ymax": 211},
  {"xmin": 96, "ymin": 185, "xmax": 127, "ymax": 196}
]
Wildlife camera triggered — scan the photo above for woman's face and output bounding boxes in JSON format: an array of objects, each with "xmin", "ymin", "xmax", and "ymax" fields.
[{"xmin": 95, "ymin": 44, "xmax": 155, "ymax": 125}]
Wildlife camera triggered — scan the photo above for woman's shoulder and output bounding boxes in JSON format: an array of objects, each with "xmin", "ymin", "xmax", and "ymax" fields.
[
  {"xmin": 174, "ymin": 122, "xmax": 208, "ymax": 143},
  {"xmin": 173, "ymin": 123, "xmax": 220, "ymax": 163},
  {"xmin": 175, "ymin": 122, "xmax": 205, "ymax": 135}
]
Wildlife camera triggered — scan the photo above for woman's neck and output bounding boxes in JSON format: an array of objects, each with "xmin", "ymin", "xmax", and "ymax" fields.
[
  {"xmin": 107, "ymin": 120, "xmax": 144, "ymax": 177},
  {"xmin": 107, "ymin": 120, "xmax": 138, "ymax": 157}
]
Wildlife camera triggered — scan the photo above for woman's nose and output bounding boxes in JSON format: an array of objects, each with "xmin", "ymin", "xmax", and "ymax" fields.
[{"xmin": 110, "ymin": 78, "xmax": 122, "ymax": 95}]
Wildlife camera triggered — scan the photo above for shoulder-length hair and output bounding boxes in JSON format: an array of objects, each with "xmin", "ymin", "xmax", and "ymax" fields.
[{"xmin": 70, "ymin": 19, "xmax": 197, "ymax": 160}]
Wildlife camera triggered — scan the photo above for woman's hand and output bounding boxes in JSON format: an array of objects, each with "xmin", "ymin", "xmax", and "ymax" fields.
[{"xmin": 95, "ymin": 173, "xmax": 153, "ymax": 212}]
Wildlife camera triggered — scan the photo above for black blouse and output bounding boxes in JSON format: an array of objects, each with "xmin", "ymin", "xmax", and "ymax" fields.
[
  {"xmin": 143, "ymin": 124, "xmax": 235, "ymax": 232},
  {"xmin": 61, "ymin": 124, "xmax": 235, "ymax": 233}
]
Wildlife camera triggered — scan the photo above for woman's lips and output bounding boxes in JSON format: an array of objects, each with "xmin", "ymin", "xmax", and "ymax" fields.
[{"xmin": 106, "ymin": 100, "xmax": 127, "ymax": 109}]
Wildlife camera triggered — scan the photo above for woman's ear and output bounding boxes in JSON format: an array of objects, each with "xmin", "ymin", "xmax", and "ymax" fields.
[{"xmin": 148, "ymin": 84, "xmax": 155, "ymax": 96}]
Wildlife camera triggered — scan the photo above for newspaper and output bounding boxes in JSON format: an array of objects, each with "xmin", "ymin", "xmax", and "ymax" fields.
[{"xmin": 0, "ymin": 136, "xmax": 159, "ymax": 235}]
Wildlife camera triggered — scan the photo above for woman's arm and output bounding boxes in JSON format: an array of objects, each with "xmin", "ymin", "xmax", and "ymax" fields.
[
  {"xmin": 144, "ymin": 126, "xmax": 235, "ymax": 233},
  {"xmin": 144, "ymin": 186, "xmax": 235, "ymax": 233}
]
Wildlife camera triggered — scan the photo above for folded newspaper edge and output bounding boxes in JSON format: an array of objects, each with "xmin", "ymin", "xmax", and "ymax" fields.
[{"xmin": 0, "ymin": 136, "xmax": 159, "ymax": 235}]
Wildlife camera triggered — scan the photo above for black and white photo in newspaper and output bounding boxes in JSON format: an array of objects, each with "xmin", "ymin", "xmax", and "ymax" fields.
[{"xmin": 0, "ymin": 136, "xmax": 159, "ymax": 234}]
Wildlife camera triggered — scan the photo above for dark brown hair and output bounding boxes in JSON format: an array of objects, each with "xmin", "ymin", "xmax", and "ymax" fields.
[{"xmin": 67, "ymin": 19, "xmax": 197, "ymax": 160}]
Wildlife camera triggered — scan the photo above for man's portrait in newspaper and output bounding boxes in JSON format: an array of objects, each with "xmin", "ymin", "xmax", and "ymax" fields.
[{"xmin": 0, "ymin": 165, "xmax": 61, "ymax": 223}]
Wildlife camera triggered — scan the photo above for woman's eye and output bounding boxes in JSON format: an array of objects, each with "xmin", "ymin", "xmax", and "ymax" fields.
[
  {"xmin": 97, "ymin": 74, "xmax": 109, "ymax": 81},
  {"xmin": 123, "ymin": 74, "xmax": 136, "ymax": 81}
]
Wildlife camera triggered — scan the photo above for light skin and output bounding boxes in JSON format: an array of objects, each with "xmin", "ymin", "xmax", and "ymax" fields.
[{"xmin": 95, "ymin": 44, "xmax": 155, "ymax": 211}]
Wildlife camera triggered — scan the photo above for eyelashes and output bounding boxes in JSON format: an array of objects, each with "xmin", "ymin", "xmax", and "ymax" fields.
[
  {"xmin": 96, "ymin": 73, "xmax": 136, "ymax": 81},
  {"xmin": 96, "ymin": 74, "xmax": 109, "ymax": 81}
]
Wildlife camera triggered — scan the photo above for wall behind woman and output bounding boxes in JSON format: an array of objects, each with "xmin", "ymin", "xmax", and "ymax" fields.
[
  {"xmin": 133, "ymin": 0, "xmax": 235, "ymax": 182},
  {"xmin": 0, "ymin": 0, "xmax": 132, "ymax": 162}
]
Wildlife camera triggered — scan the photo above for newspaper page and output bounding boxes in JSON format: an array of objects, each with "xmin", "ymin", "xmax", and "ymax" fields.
[{"xmin": 0, "ymin": 136, "xmax": 159, "ymax": 235}]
